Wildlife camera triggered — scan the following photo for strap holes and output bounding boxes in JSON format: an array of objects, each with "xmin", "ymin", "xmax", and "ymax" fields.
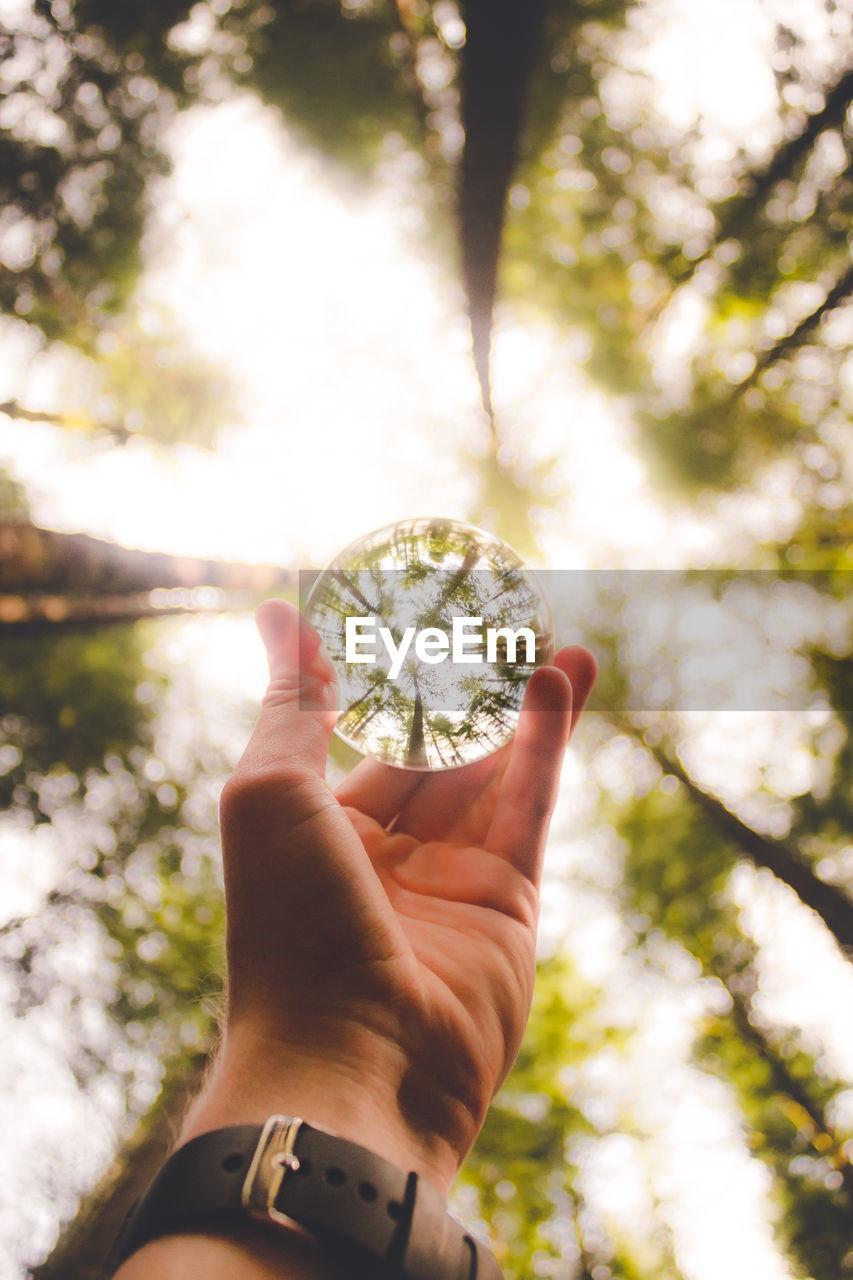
[
  {"xmin": 222, "ymin": 1154, "xmax": 244, "ymax": 1173},
  {"xmin": 324, "ymin": 1166, "xmax": 346, "ymax": 1187},
  {"xmin": 358, "ymin": 1181, "xmax": 378, "ymax": 1202},
  {"xmin": 387, "ymin": 1200, "xmax": 403, "ymax": 1220}
]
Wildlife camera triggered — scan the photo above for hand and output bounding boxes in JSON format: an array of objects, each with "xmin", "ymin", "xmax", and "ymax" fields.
[{"xmin": 182, "ymin": 600, "xmax": 596, "ymax": 1193}]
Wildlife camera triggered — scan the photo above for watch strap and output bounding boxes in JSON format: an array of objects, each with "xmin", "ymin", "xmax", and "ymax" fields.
[{"xmin": 107, "ymin": 1118, "xmax": 503, "ymax": 1279}]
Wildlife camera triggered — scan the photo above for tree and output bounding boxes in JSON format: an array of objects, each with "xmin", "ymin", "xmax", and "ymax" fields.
[
  {"xmin": 0, "ymin": 521, "xmax": 296, "ymax": 627},
  {"xmin": 6, "ymin": 0, "xmax": 853, "ymax": 1276},
  {"xmin": 602, "ymin": 773, "xmax": 853, "ymax": 1278},
  {"xmin": 0, "ymin": 612, "xmax": 232, "ymax": 1276},
  {"xmin": 461, "ymin": 949, "xmax": 685, "ymax": 1280},
  {"xmin": 499, "ymin": 3, "xmax": 853, "ymax": 507}
]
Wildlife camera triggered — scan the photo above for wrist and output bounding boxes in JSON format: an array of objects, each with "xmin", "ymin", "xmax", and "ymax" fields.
[
  {"xmin": 179, "ymin": 1022, "xmax": 469, "ymax": 1194},
  {"xmin": 112, "ymin": 1113, "xmax": 504, "ymax": 1280}
]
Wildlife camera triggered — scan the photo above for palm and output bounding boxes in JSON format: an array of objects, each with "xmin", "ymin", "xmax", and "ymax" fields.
[
  {"xmin": 350, "ymin": 805, "xmax": 537, "ymax": 1092},
  {"xmin": 330, "ymin": 651, "xmax": 594, "ymax": 1118}
]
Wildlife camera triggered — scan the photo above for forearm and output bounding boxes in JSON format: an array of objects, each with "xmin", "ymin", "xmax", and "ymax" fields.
[{"xmin": 113, "ymin": 1227, "xmax": 349, "ymax": 1280}]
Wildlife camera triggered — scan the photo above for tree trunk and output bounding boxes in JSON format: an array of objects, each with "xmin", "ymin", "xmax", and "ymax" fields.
[
  {"xmin": 671, "ymin": 64, "xmax": 853, "ymax": 286},
  {"xmin": 0, "ymin": 523, "xmax": 297, "ymax": 630},
  {"xmin": 648, "ymin": 736, "xmax": 853, "ymax": 956},
  {"xmin": 459, "ymin": 0, "xmax": 548, "ymax": 425},
  {"xmin": 726, "ymin": 990, "xmax": 853, "ymax": 1204}
]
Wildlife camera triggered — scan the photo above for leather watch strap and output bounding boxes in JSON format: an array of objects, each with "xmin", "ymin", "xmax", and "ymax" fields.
[{"xmin": 107, "ymin": 1118, "xmax": 504, "ymax": 1279}]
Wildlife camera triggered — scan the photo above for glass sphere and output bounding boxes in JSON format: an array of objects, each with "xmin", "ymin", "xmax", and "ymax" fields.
[{"xmin": 305, "ymin": 517, "xmax": 554, "ymax": 770}]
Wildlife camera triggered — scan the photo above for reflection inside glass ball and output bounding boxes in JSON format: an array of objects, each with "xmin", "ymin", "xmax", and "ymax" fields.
[{"xmin": 304, "ymin": 518, "xmax": 554, "ymax": 770}]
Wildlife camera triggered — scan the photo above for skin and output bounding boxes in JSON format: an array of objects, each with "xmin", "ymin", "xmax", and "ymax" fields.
[{"xmin": 115, "ymin": 599, "xmax": 597, "ymax": 1278}]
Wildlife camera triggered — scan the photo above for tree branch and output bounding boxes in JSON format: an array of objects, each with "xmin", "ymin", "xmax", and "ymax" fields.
[
  {"xmin": 737, "ymin": 67, "xmax": 853, "ymax": 215},
  {"xmin": 744, "ymin": 259, "xmax": 853, "ymax": 385},
  {"xmin": 618, "ymin": 724, "xmax": 853, "ymax": 956},
  {"xmin": 727, "ymin": 988, "xmax": 853, "ymax": 1203},
  {"xmin": 670, "ymin": 64, "xmax": 853, "ymax": 288}
]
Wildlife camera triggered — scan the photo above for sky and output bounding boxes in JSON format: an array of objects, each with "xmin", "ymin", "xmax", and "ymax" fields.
[
  {"xmin": 1, "ymin": 0, "xmax": 825, "ymax": 576},
  {"xmin": 1, "ymin": 0, "xmax": 852, "ymax": 1277},
  {"xmin": 0, "ymin": 69, "xmax": 776, "ymax": 573}
]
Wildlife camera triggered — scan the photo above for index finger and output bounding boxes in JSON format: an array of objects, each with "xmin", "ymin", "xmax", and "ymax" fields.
[{"xmin": 484, "ymin": 646, "xmax": 596, "ymax": 883}]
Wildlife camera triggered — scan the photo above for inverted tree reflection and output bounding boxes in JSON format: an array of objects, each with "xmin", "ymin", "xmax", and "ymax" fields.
[{"xmin": 305, "ymin": 517, "xmax": 553, "ymax": 769}]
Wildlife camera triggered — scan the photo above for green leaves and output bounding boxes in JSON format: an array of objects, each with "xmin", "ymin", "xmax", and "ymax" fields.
[
  {"xmin": 601, "ymin": 726, "xmax": 853, "ymax": 1280},
  {"xmin": 460, "ymin": 949, "xmax": 643, "ymax": 1279},
  {"xmin": 0, "ymin": 625, "xmax": 150, "ymax": 813}
]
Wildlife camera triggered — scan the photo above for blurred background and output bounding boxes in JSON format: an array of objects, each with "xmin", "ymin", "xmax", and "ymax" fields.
[{"xmin": 2, "ymin": 0, "xmax": 853, "ymax": 1276}]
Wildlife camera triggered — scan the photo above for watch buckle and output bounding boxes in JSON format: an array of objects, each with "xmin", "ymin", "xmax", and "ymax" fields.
[{"xmin": 242, "ymin": 1114, "xmax": 313, "ymax": 1236}]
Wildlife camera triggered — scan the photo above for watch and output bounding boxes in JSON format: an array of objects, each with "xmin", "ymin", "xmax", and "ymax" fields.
[{"xmin": 108, "ymin": 1115, "xmax": 505, "ymax": 1279}]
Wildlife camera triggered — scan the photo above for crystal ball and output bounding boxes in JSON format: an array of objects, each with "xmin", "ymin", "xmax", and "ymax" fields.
[{"xmin": 304, "ymin": 517, "xmax": 554, "ymax": 770}]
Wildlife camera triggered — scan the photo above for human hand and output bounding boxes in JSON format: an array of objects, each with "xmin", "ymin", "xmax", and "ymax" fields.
[{"xmin": 181, "ymin": 600, "xmax": 596, "ymax": 1194}]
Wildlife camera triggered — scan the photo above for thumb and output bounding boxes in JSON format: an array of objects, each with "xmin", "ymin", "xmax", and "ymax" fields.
[
  {"xmin": 248, "ymin": 598, "xmax": 339, "ymax": 780},
  {"xmin": 221, "ymin": 601, "xmax": 400, "ymax": 1007}
]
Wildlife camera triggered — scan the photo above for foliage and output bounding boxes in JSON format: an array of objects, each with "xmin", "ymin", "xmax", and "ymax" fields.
[
  {"xmin": 602, "ymin": 745, "xmax": 853, "ymax": 1278},
  {"xmin": 6, "ymin": 0, "xmax": 853, "ymax": 499},
  {"xmin": 1, "ymin": 0, "xmax": 439, "ymax": 346},
  {"xmin": 460, "ymin": 948, "xmax": 683, "ymax": 1280},
  {"xmin": 0, "ymin": 624, "xmax": 150, "ymax": 812},
  {"xmin": 495, "ymin": 1, "xmax": 853, "ymax": 503},
  {"xmin": 2, "ymin": 1, "xmax": 174, "ymax": 347},
  {"xmin": 0, "ymin": 467, "xmax": 30, "ymax": 521},
  {"xmin": 0, "ymin": 619, "xmax": 228, "ymax": 1045}
]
